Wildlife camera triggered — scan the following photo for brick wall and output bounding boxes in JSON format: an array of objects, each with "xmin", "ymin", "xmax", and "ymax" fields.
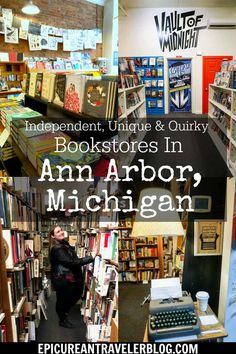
[{"xmin": 0, "ymin": 0, "xmax": 103, "ymax": 58}]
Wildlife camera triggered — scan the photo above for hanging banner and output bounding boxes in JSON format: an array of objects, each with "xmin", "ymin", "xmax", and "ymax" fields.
[{"xmin": 168, "ymin": 59, "xmax": 191, "ymax": 112}]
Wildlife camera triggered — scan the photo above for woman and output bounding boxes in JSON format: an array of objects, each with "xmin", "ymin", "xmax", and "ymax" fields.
[{"xmin": 49, "ymin": 224, "xmax": 96, "ymax": 328}]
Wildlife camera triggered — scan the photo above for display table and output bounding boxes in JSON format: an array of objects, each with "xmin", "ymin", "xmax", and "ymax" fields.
[{"xmin": 143, "ymin": 302, "xmax": 227, "ymax": 342}]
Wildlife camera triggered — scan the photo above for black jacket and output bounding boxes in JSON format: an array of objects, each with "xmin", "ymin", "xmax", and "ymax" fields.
[{"xmin": 50, "ymin": 239, "xmax": 94, "ymax": 282}]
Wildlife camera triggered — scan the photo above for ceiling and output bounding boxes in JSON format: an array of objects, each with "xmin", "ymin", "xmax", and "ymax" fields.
[{"xmin": 120, "ymin": 0, "xmax": 236, "ymax": 8}]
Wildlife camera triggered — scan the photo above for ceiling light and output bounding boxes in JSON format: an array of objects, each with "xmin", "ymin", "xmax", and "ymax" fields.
[{"xmin": 22, "ymin": 1, "xmax": 40, "ymax": 15}]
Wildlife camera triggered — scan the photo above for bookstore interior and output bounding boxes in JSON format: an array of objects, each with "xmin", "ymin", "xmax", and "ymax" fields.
[
  {"xmin": 0, "ymin": 176, "xmax": 119, "ymax": 342},
  {"xmin": 1, "ymin": 0, "xmax": 236, "ymax": 348},
  {"xmin": 0, "ymin": 0, "xmax": 118, "ymax": 178},
  {"xmin": 118, "ymin": 0, "xmax": 236, "ymax": 176},
  {"xmin": 117, "ymin": 0, "xmax": 236, "ymax": 344}
]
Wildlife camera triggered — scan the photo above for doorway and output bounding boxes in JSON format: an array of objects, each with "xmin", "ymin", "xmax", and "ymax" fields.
[
  {"xmin": 168, "ymin": 58, "xmax": 192, "ymax": 113},
  {"xmin": 202, "ymin": 56, "xmax": 233, "ymax": 114}
]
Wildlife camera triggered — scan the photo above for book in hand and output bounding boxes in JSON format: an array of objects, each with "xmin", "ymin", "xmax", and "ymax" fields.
[{"xmin": 83, "ymin": 80, "xmax": 117, "ymax": 119}]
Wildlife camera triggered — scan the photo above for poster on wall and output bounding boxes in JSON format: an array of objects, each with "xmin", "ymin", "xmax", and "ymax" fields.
[
  {"xmin": 2, "ymin": 8, "xmax": 13, "ymax": 27},
  {"xmin": 28, "ymin": 34, "xmax": 42, "ymax": 51},
  {"xmin": 4, "ymin": 26, "xmax": 19, "ymax": 44},
  {"xmin": 168, "ymin": 59, "xmax": 191, "ymax": 112}
]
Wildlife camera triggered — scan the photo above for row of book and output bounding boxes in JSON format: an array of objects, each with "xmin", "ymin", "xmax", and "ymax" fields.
[
  {"xmin": 209, "ymin": 120, "xmax": 229, "ymax": 150},
  {"xmin": 119, "ymin": 57, "xmax": 164, "ymax": 75},
  {"xmin": 26, "ymin": 55, "xmax": 94, "ymax": 71},
  {"xmin": 0, "ymin": 74, "xmax": 21, "ymax": 82},
  {"xmin": 26, "ymin": 72, "xmax": 117, "ymax": 120},
  {"xmin": 119, "ymin": 250, "xmax": 136, "ymax": 261},
  {"xmin": 3, "ymin": 177, "xmax": 43, "ymax": 210},
  {"xmin": 214, "ymin": 60, "xmax": 236, "ymax": 89},
  {"xmin": 0, "ymin": 182, "xmax": 42, "ymax": 231},
  {"xmin": 212, "ymin": 90, "xmax": 231, "ymax": 110},
  {"xmin": 118, "ymin": 239, "xmax": 134, "ymax": 250},
  {"xmin": 118, "ymin": 271, "xmax": 137, "ymax": 282},
  {"xmin": 137, "ymin": 270, "xmax": 159, "ymax": 282},
  {"xmin": 136, "ymin": 68, "xmax": 163, "ymax": 78},
  {"xmin": 136, "ymin": 246, "xmax": 158, "ymax": 257},
  {"xmin": 137, "ymin": 259, "xmax": 159, "ymax": 269},
  {"xmin": 135, "ymin": 236, "xmax": 157, "ymax": 245},
  {"xmin": 2, "ymin": 229, "xmax": 42, "ymax": 269},
  {"xmin": 119, "ymin": 261, "xmax": 136, "ymax": 272},
  {"xmin": 210, "ymin": 106, "xmax": 231, "ymax": 131}
]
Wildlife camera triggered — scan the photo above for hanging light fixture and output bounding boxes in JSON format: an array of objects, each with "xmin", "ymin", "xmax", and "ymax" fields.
[{"xmin": 22, "ymin": 1, "xmax": 40, "ymax": 15}]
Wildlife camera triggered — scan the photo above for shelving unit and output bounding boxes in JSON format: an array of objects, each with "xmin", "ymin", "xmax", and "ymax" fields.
[
  {"xmin": 208, "ymin": 84, "xmax": 236, "ymax": 175},
  {"xmin": 0, "ymin": 62, "xmax": 26, "ymax": 91},
  {"xmin": 118, "ymin": 84, "xmax": 146, "ymax": 119},
  {"xmin": 70, "ymin": 178, "xmax": 119, "ymax": 342},
  {"xmin": 131, "ymin": 56, "xmax": 165, "ymax": 116},
  {"xmin": 0, "ymin": 178, "xmax": 45, "ymax": 342},
  {"xmin": 119, "ymin": 230, "xmax": 164, "ymax": 283}
]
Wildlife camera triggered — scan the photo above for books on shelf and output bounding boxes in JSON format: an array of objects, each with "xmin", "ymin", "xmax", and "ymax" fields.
[{"xmin": 2, "ymin": 229, "xmax": 14, "ymax": 269}]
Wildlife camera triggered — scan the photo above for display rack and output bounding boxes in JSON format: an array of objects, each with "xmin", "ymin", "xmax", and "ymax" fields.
[
  {"xmin": 118, "ymin": 84, "xmax": 146, "ymax": 119},
  {"xmin": 0, "ymin": 61, "xmax": 26, "ymax": 91},
  {"xmin": 132, "ymin": 56, "xmax": 165, "ymax": 116},
  {"xmin": 208, "ymin": 84, "xmax": 236, "ymax": 175}
]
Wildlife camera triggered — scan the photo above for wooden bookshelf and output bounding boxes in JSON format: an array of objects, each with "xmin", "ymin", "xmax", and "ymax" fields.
[
  {"xmin": 0, "ymin": 61, "xmax": 26, "ymax": 90},
  {"xmin": 0, "ymin": 222, "xmax": 13, "ymax": 341},
  {"xmin": 118, "ymin": 231, "xmax": 164, "ymax": 282},
  {"xmin": 0, "ymin": 178, "xmax": 44, "ymax": 342}
]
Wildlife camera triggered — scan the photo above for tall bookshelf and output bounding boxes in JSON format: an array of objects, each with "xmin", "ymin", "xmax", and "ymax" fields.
[
  {"xmin": 73, "ymin": 178, "xmax": 119, "ymax": 342},
  {"xmin": 208, "ymin": 84, "xmax": 236, "ymax": 175},
  {"xmin": 119, "ymin": 229, "xmax": 164, "ymax": 283},
  {"xmin": 0, "ymin": 178, "xmax": 45, "ymax": 342}
]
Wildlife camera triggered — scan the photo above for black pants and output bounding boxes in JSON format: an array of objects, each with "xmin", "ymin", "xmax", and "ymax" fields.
[{"xmin": 52, "ymin": 279, "xmax": 83, "ymax": 322}]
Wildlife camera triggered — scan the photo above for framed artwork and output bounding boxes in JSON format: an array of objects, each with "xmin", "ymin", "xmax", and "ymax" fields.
[{"xmin": 194, "ymin": 220, "xmax": 224, "ymax": 256}]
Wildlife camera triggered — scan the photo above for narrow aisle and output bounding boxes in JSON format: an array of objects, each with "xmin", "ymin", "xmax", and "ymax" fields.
[{"xmin": 37, "ymin": 292, "xmax": 87, "ymax": 342}]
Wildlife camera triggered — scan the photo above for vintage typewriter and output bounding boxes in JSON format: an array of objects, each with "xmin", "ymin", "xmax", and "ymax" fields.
[{"xmin": 148, "ymin": 294, "xmax": 201, "ymax": 341}]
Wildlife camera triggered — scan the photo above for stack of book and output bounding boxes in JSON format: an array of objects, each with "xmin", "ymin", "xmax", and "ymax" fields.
[
  {"xmin": 1, "ymin": 105, "xmax": 42, "ymax": 132},
  {"xmin": 26, "ymin": 131, "xmax": 70, "ymax": 170}
]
